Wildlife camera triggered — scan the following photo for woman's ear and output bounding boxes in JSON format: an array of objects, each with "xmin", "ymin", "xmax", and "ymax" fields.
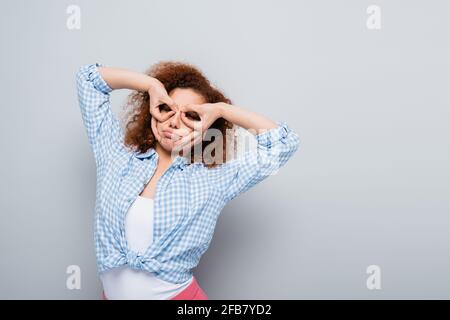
[{"xmin": 151, "ymin": 117, "xmax": 162, "ymax": 142}]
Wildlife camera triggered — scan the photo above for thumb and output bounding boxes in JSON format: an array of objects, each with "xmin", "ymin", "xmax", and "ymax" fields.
[
  {"xmin": 180, "ymin": 103, "xmax": 199, "ymax": 113},
  {"xmin": 163, "ymin": 97, "xmax": 177, "ymax": 110}
]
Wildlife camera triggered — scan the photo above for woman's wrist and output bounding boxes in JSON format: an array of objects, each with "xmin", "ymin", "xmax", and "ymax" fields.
[
  {"xmin": 217, "ymin": 102, "xmax": 232, "ymax": 121},
  {"xmin": 147, "ymin": 76, "xmax": 165, "ymax": 92},
  {"xmin": 134, "ymin": 74, "xmax": 157, "ymax": 92}
]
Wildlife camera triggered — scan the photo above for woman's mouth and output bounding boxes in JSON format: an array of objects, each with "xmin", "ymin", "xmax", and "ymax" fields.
[
  {"xmin": 162, "ymin": 130, "xmax": 173, "ymax": 139},
  {"xmin": 162, "ymin": 130, "xmax": 181, "ymax": 141}
]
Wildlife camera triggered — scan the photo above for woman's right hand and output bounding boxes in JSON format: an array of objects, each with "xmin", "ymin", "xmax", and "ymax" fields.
[{"xmin": 147, "ymin": 78, "xmax": 177, "ymax": 122}]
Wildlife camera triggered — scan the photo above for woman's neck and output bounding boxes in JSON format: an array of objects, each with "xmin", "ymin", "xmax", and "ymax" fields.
[
  {"xmin": 155, "ymin": 142, "xmax": 171, "ymax": 163},
  {"xmin": 155, "ymin": 142, "xmax": 184, "ymax": 168}
]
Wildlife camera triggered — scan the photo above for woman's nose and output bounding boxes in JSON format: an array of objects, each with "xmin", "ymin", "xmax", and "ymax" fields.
[{"xmin": 169, "ymin": 110, "xmax": 181, "ymax": 129}]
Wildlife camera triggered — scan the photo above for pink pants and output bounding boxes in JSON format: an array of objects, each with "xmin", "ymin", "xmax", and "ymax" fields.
[{"xmin": 101, "ymin": 276, "xmax": 208, "ymax": 300}]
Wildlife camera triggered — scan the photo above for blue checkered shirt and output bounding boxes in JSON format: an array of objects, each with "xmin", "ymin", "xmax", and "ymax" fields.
[{"xmin": 75, "ymin": 63, "xmax": 301, "ymax": 284}]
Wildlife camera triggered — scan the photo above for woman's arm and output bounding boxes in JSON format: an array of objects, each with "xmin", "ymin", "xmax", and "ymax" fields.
[
  {"xmin": 76, "ymin": 63, "xmax": 176, "ymax": 168},
  {"xmin": 214, "ymin": 103, "xmax": 301, "ymax": 202},
  {"xmin": 217, "ymin": 103, "xmax": 278, "ymax": 134},
  {"xmin": 76, "ymin": 63, "xmax": 124, "ymax": 168},
  {"xmin": 97, "ymin": 66, "xmax": 155, "ymax": 92},
  {"xmin": 98, "ymin": 66, "xmax": 177, "ymax": 122},
  {"xmin": 176, "ymin": 102, "xmax": 280, "ymax": 152},
  {"xmin": 174, "ymin": 100, "xmax": 301, "ymax": 202}
]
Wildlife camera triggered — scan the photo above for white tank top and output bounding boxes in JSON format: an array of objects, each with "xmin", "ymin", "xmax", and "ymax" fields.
[{"xmin": 100, "ymin": 196, "xmax": 193, "ymax": 299}]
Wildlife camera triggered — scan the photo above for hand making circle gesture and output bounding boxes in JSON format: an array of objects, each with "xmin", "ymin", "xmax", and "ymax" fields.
[
  {"xmin": 147, "ymin": 78, "xmax": 178, "ymax": 122},
  {"xmin": 172, "ymin": 102, "xmax": 225, "ymax": 153}
]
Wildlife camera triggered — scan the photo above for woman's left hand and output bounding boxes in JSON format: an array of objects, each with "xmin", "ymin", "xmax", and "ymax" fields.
[{"xmin": 173, "ymin": 102, "xmax": 225, "ymax": 152}]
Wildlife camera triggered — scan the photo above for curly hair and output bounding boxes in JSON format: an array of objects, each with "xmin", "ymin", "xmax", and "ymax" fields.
[{"xmin": 121, "ymin": 61, "xmax": 235, "ymax": 168}]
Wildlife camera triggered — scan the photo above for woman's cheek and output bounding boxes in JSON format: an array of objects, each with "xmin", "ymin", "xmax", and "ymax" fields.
[
  {"xmin": 178, "ymin": 127, "xmax": 192, "ymax": 137},
  {"xmin": 151, "ymin": 117, "xmax": 162, "ymax": 142}
]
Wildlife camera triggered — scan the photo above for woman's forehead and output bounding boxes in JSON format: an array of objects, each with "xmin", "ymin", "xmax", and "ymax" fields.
[{"xmin": 169, "ymin": 88, "xmax": 206, "ymax": 105}]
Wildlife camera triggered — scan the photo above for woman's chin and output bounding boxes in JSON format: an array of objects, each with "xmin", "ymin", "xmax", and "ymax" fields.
[{"xmin": 160, "ymin": 138, "xmax": 179, "ymax": 153}]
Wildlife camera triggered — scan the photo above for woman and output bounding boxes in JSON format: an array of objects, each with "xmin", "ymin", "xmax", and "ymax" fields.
[{"xmin": 75, "ymin": 61, "xmax": 300, "ymax": 300}]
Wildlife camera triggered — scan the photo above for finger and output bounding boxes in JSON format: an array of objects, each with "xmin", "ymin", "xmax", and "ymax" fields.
[
  {"xmin": 188, "ymin": 131, "xmax": 205, "ymax": 156},
  {"xmin": 181, "ymin": 132, "xmax": 203, "ymax": 157},
  {"xmin": 173, "ymin": 130, "xmax": 201, "ymax": 152},
  {"xmin": 179, "ymin": 104, "xmax": 200, "ymax": 113},
  {"xmin": 159, "ymin": 110, "xmax": 176, "ymax": 122},
  {"xmin": 150, "ymin": 104, "xmax": 175, "ymax": 122},
  {"xmin": 149, "ymin": 101, "xmax": 164, "ymax": 122},
  {"xmin": 173, "ymin": 131, "xmax": 194, "ymax": 150},
  {"xmin": 149, "ymin": 98, "xmax": 174, "ymax": 121},
  {"xmin": 151, "ymin": 117, "xmax": 162, "ymax": 142},
  {"xmin": 191, "ymin": 131, "xmax": 204, "ymax": 149},
  {"xmin": 162, "ymin": 96, "xmax": 178, "ymax": 111},
  {"xmin": 180, "ymin": 111, "xmax": 198, "ymax": 130},
  {"xmin": 152, "ymin": 110, "xmax": 170, "ymax": 122}
]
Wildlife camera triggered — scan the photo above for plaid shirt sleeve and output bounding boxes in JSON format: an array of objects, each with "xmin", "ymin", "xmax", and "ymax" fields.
[
  {"xmin": 218, "ymin": 121, "xmax": 301, "ymax": 202},
  {"xmin": 75, "ymin": 63, "xmax": 124, "ymax": 168}
]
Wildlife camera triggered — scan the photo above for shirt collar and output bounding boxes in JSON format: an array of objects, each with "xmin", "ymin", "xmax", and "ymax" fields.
[
  {"xmin": 133, "ymin": 148, "xmax": 190, "ymax": 169},
  {"xmin": 133, "ymin": 148, "xmax": 156, "ymax": 159},
  {"xmin": 171, "ymin": 154, "xmax": 190, "ymax": 168}
]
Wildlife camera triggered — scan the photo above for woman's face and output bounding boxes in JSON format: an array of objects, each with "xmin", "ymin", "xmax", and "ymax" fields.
[{"xmin": 151, "ymin": 87, "xmax": 206, "ymax": 152}]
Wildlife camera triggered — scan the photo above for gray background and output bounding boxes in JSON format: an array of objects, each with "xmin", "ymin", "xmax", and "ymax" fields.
[{"xmin": 0, "ymin": 0, "xmax": 449, "ymax": 299}]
